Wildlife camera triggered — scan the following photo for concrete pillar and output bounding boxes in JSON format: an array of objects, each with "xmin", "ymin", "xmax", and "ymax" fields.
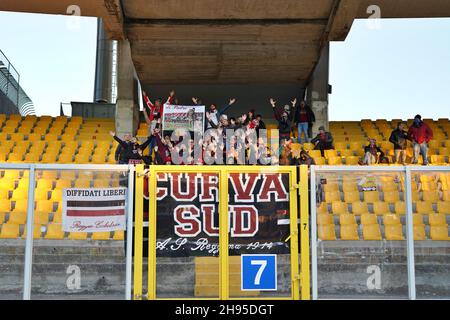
[
  {"xmin": 115, "ymin": 40, "xmax": 140, "ymax": 138},
  {"xmin": 94, "ymin": 18, "xmax": 114, "ymax": 103},
  {"xmin": 306, "ymin": 43, "xmax": 330, "ymax": 137}
]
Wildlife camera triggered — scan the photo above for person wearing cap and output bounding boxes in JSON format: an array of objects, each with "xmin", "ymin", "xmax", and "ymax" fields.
[
  {"xmin": 408, "ymin": 114, "xmax": 433, "ymax": 165},
  {"xmin": 294, "ymin": 100, "xmax": 316, "ymax": 144},
  {"xmin": 310, "ymin": 126, "xmax": 334, "ymax": 157},
  {"xmin": 389, "ymin": 122, "xmax": 410, "ymax": 165},
  {"xmin": 363, "ymin": 138, "xmax": 385, "ymax": 165}
]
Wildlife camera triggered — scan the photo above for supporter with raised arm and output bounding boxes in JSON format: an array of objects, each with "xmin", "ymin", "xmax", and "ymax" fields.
[
  {"xmin": 201, "ymin": 97, "xmax": 236, "ymax": 129},
  {"xmin": 389, "ymin": 122, "xmax": 410, "ymax": 165},
  {"xmin": 408, "ymin": 114, "xmax": 433, "ymax": 165},
  {"xmin": 270, "ymin": 98, "xmax": 293, "ymax": 143},
  {"xmin": 142, "ymin": 89, "xmax": 175, "ymax": 133},
  {"xmin": 294, "ymin": 100, "xmax": 315, "ymax": 143},
  {"xmin": 310, "ymin": 126, "xmax": 334, "ymax": 157},
  {"xmin": 114, "ymin": 133, "xmax": 132, "ymax": 164},
  {"xmin": 109, "ymin": 131, "xmax": 153, "ymax": 164}
]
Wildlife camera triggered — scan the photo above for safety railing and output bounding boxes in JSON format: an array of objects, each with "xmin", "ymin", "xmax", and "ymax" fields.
[
  {"xmin": 0, "ymin": 163, "xmax": 134, "ymax": 300},
  {"xmin": 133, "ymin": 165, "xmax": 310, "ymax": 300},
  {"xmin": 310, "ymin": 165, "xmax": 450, "ymax": 300}
]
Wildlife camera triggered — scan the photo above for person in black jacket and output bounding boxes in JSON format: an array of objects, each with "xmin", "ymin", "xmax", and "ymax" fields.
[
  {"xmin": 110, "ymin": 131, "xmax": 153, "ymax": 164},
  {"xmin": 270, "ymin": 98, "xmax": 294, "ymax": 143},
  {"xmin": 114, "ymin": 133, "xmax": 132, "ymax": 164},
  {"xmin": 311, "ymin": 126, "xmax": 334, "ymax": 157},
  {"xmin": 294, "ymin": 100, "xmax": 316, "ymax": 143},
  {"xmin": 389, "ymin": 122, "xmax": 410, "ymax": 165}
]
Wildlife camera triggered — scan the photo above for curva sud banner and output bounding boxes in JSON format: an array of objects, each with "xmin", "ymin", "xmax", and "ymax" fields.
[
  {"xmin": 153, "ymin": 172, "xmax": 292, "ymax": 257},
  {"xmin": 62, "ymin": 188, "xmax": 127, "ymax": 232}
]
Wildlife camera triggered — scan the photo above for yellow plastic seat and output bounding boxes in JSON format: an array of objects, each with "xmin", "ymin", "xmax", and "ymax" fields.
[
  {"xmin": 0, "ymin": 189, "xmax": 8, "ymax": 200},
  {"xmin": 443, "ymin": 191, "xmax": 450, "ymax": 202},
  {"xmin": 421, "ymin": 180, "xmax": 437, "ymax": 191},
  {"xmin": 68, "ymin": 232, "xmax": 88, "ymax": 240},
  {"xmin": 58, "ymin": 154, "xmax": 74, "ymax": 163},
  {"xmin": 383, "ymin": 214, "xmax": 402, "ymax": 225},
  {"xmin": 0, "ymin": 178, "xmax": 15, "ymax": 191},
  {"xmin": 361, "ymin": 213, "xmax": 378, "ymax": 225},
  {"xmin": 8, "ymin": 211, "xmax": 27, "ymax": 224},
  {"xmin": 313, "ymin": 157, "xmax": 326, "ymax": 165},
  {"xmin": 39, "ymin": 171, "xmax": 58, "ymax": 180},
  {"xmin": 74, "ymin": 154, "xmax": 90, "ymax": 164},
  {"xmin": 349, "ymin": 141, "xmax": 363, "ymax": 150},
  {"xmin": 422, "ymin": 190, "xmax": 439, "ymax": 202},
  {"xmin": 12, "ymin": 188, "xmax": 28, "ymax": 200},
  {"xmin": 430, "ymin": 226, "xmax": 449, "ymax": 240},
  {"xmin": 324, "ymin": 150, "xmax": 338, "ymax": 159},
  {"xmin": 364, "ymin": 191, "xmax": 380, "ymax": 203},
  {"xmin": 113, "ymin": 230, "xmax": 124, "ymax": 240},
  {"xmin": 34, "ymin": 189, "xmax": 49, "ymax": 201},
  {"xmin": 7, "ymin": 153, "xmax": 24, "ymax": 163},
  {"xmin": 16, "ymin": 179, "xmax": 29, "ymax": 190},
  {"xmin": 437, "ymin": 202, "xmax": 450, "ymax": 214},
  {"xmin": 44, "ymin": 224, "xmax": 65, "ymax": 239},
  {"xmin": 13, "ymin": 199, "xmax": 28, "ymax": 213},
  {"xmin": 41, "ymin": 153, "xmax": 57, "ymax": 163},
  {"xmin": 317, "ymin": 202, "xmax": 329, "ymax": 214},
  {"xmin": 413, "ymin": 224, "xmax": 427, "ymax": 240},
  {"xmin": 55, "ymin": 180, "xmax": 72, "ymax": 189},
  {"xmin": 362, "ymin": 224, "xmax": 382, "ymax": 240},
  {"xmin": 331, "ymin": 201, "xmax": 349, "ymax": 215},
  {"xmin": 344, "ymin": 191, "xmax": 360, "ymax": 203},
  {"xmin": 345, "ymin": 156, "xmax": 360, "ymax": 165},
  {"xmin": 351, "ymin": 202, "xmax": 368, "ymax": 215},
  {"xmin": 340, "ymin": 214, "xmax": 356, "ymax": 225},
  {"xmin": 394, "ymin": 201, "xmax": 406, "ymax": 215},
  {"xmin": 431, "ymin": 155, "xmax": 446, "ymax": 164},
  {"xmin": 0, "ymin": 200, "xmax": 11, "ymax": 213},
  {"xmin": 317, "ymin": 213, "xmax": 333, "ymax": 225},
  {"xmin": 22, "ymin": 224, "xmax": 43, "ymax": 239},
  {"xmin": 34, "ymin": 211, "xmax": 49, "ymax": 225},
  {"xmin": 334, "ymin": 142, "xmax": 348, "ymax": 150},
  {"xmin": 339, "ymin": 149, "xmax": 354, "ymax": 157},
  {"xmin": 373, "ymin": 201, "xmax": 391, "ymax": 215},
  {"xmin": 93, "ymin": 180, "xmax": 109, "ymax": 188},
  {"xmin": 428, "ymin": 213, "xmax": 447, "ymax": 226},
  {"xmin": 342, "ymin": 181, "xmax": 358, "ymax": 192},
  {"xmin": 52, "ymin": 212, "xmax": 62, "ymax": 223},
  {"xmin": 59, "ymin": 171, "xmax": 77, "ymax": 180},
  {"xmin": 0, "ymin": 224, "xmax": 20, "ymax": 238},
  {"xmin": 323, "ymin": 183, "xmax": 339, "ymax": 193},
  {"xmin": 92, "ymin": 232, "xmax": 111, "ymax": 240},
  {"xmin": 308, "ymin": 150, "xmax": 322, "ymax": 158},
  {"xmin": 340, "ymin": 224, "xmax": 359, "ymax": 240},
  {"xmin": 50, "ymin": 189, "xmax": 63, "ymax": 202},
  {"xmin": 384, "ymin": 191, "xmax": 400, "ymax": 203},
  {"xmin": 36, "ymin": 200, "xmax": 54, "ymax": 213},
  {"xmin": 74, "ymin": 179, "xmax": 91, "ymax": 188},
  {"xmin": 415, "ymin": 202, "xmax": 433, "ymax": 214},
  {"xmin": 24, "ymin": 154, "xmax": 41, "ymax": 163},
  {"xmin": 36, "ymin": 179, "xmax": 53, "ymax": 190},
  {"xmin": 318, "ymin": 224, "xmax": 336, "ymax": 240},
  {"xmin": 325, "ymin": 191, "xmax": 341, "ymax": 202}
]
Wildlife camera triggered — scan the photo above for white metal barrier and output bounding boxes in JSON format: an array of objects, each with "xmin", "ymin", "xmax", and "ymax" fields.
[
  {"xmin": 0, "ymin": 163, "xmax": 134, "ymax": 300},
  {"xmin": 310, "ymin": 165, "xmax": 450, "ymax": 300}
]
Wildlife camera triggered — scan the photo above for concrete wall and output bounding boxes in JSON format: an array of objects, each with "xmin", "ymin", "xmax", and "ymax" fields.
[{"xmin": 71, "ymin": 101, "xmax": 116, "ymax": 119}]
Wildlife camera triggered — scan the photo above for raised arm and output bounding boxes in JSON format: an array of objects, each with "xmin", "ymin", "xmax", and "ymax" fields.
[
  {"xmin": 142, "ymin": 106, "xmax": 152, "ymax": 126},
  {"xmin": 110, "ymin": 131, "xmax": 128, "ymax": 148},
  {"xmin": 142, "ymin": 91, "xmax": 154, "ymax": 110},
  {"xmin": 166, "ymin": 90, "xmax": 175, "ymax": 104},
  {"xmin": 218, "ymin": 98, "xmax": 236, "ymax": 116},
  {"xmin": 270, "ymin": 98, "xmax": 281, "ymax": 121},
  {"xmin": 140, "ymin": 135, "xmax": 154, "ymax": 151}
]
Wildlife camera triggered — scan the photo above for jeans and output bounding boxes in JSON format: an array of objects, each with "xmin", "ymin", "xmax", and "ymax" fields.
[
  {"xmin": 297, "ymin": 122, "xmax": 309, "ymax": 143},
  {"xmin": 393, "ymin": 149, "xmax": 407, "ymax": 164},
  {"xmin": 413, "ymin": 142, "xmax": 428, "ymax": 165}
]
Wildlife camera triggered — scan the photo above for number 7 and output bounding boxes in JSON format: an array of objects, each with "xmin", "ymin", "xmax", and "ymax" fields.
[{"xmin": 251, "ymin": 260, "xmax": 267, "ymax": 285}]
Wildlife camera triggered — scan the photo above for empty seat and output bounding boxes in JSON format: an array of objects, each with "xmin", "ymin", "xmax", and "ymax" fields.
[
  {"xmin": 36, "ymin": 200, "xmax": 54, "ymax": 213},
  {"xmin": 344, "ymin": 191, "xmax": 360, "ymax": 203},
  {"xmin": 34, "ymin": 189, "xmax": 49, "ymax": 201},
  {"xmin": 345, "ymin": 156, "xmax": 360, "ymax": 165},
  {"xmin": 339, "ymin": 214, "xmax": 356, "ymax": 225},
  {"xmin": 318, "ymin": 224, "xmax": 336, "ymax": 240},
  {"xmin": 323, "ymin": 183, "xmax": 339, "ymax": 193},
  {"xmin": 415, "ymin": 202, "xmax": 434, "ymax": 214},
  {"xmin": 328, "ymin": 156, "xmax": 342, "ymax": 165},
  {"xmin": 113, "ymin": 230, "xmax": 124, "ymax": 240},
  {"xmin": 384, "ymin": 191, "xmax": 400, "ymax": 203},
  {"xmin": 364, "ymin": 191, "xmax": 380, "ymax": 202},
  {"xmin": 317, "ymin": 202, "xmax": 329, "ymax": 214},
  {"xmin": 44, "ymin": 224, "xmax": 65, "ymax": 239},
  {"xmin": 12, "ymin": 188, "xmax": 28, "ymax": 200},
  {"xmin": 430, "ymin": 226, "xmax": 449, "ymax": 240},
  {"xmin": 437, "ymin": 202, "xmax": 450, "ymax": 214},
  {"xmin": 8, "ymin": 211, "xmax": 27, "ymax": 224},
  {"xmin": 395, "ymin": 201, "xmax": 406, "ymax": 215},
  {"xmin": 36, "ymin": 179, "xmax": 53, "ymax": 190},
  {"xmin": 362, "ymin": 224, "xmax": 382, "ymax": 240},
  {"xmin": 340, "ymin": 224, "xmax": 359, "ymax": 240},
  {"xmin": 325, "ymin": 191, "xmax": 341, "ymax": 202},
  {"xmin": 342, "ymin": 182, "xmax": 358, "ymax": 192},
  {"xmin": 351, "ymin": 202, "xmax": 368, "ymax": 215},
  {"xmin": 331, "ymin": 202, "xmax": 349, "ymax": 215},
  {"xmin": 0, "ymin": 224, "xmax": 20, "ymax": 238},
  {"xmin": 373, "ymin": 201, "xmax": 391, "ymax": 215},
  {"xmin": 0, "ymin": 200, "xmax": 11, "ymax": 213},
  {"xmin": 74, "ymin": 179, "xmax": 91, "ymax": 188},
  {"xmin": 428, "ymin": 213, "xmax": 447, "ymax": 226},
  {"xmin": 93, "ymin": 180, "xmax": 109, "ymax": 188},
  {"xmin": 361, "ymin": 213, "xmax": 378, "ymax": 225},
  {"xmin": 317, "ymin": 213, "xmax": 333, "ymax": 225},
  {"xmin": 55, "ymin": 180, "xmax": 72, "ymax": 189},
  {"xmin": 422, "ymin": 190, "xmax": 439, "ymax": 202},
  {"xmin": 33, "ymin": 212, "xmax": 49, "ymax": 224},
  {"xmin": 92, "ymin": 232, "xmax": 111, "ymax": 240},
  {"xmin": 68, "ymin": 232, "xmax": 88, "ymax": 240}
]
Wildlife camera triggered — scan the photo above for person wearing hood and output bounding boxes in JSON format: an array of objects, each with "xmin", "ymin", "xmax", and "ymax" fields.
[
  {"xmin": 408, "ymin": 114, "xmax": 433, "ymax": 165},
  {"xmin": 363, "ymin": 138, "xmax": 385, "ymax": 165},
  {"xmin": 270, "ymin": 98, "xmax": 293, "ymax": 143},
  {"xmin": 311, "ymin": 126, "xmax": 334, "ymax": 157}
]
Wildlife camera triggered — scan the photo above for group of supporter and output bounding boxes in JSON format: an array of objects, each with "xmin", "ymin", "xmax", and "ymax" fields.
[{"xmin": 112, "ymin": 90, "xmax": 434, "ymax": 166}]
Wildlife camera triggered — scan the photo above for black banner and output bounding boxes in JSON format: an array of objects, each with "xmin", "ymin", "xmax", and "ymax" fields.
[{"xmin": 153, "ymin": 172, "xmax": 292, "ymax": 257}]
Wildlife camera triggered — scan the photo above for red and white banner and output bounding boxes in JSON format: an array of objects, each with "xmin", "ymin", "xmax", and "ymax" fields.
[{"xmin": 62, "ymin": 188, "xmax": 127, "ymax": 232}]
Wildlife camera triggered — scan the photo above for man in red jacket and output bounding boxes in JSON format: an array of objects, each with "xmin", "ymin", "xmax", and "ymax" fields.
[{"xmin": 408, "ymin": 114, "xmax": 433, "ymax": 165}]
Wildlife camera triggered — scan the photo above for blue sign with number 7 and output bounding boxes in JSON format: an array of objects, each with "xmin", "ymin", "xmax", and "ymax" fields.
[{"xmin": 241, "ymin": 254, "xmax": 277, "ymax": 291}]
